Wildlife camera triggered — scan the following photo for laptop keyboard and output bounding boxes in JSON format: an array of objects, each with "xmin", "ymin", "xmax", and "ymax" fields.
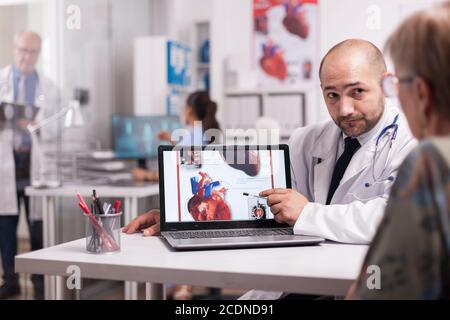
[{"xmin": 169, "ymin": 228, "xmax": 294, "ymax": 240}]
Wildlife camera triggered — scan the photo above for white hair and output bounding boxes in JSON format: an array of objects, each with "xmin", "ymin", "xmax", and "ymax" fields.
[{"xmin": 13, "ymin": 30, "xmax": 42, "ymax": 47}]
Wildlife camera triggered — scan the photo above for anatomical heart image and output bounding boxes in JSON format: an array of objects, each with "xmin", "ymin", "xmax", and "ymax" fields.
[
  {"xmin": 188, "ymin": 171, "xmax": 232, "ymax": 221},
  {"xmin": 260, "ymin": 41, "xmax": 287, "ymax": 81},
  {"xmin": 282, "ymin": 1, "xmax": 310, "ymax": 39},
  {"xmin": 253, "ymin": 0, "xmax": 318, "ymax": 86}
]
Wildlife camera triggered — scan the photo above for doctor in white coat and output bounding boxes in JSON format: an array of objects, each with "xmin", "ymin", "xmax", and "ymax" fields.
[
  {"xmin": 260, "ymin": 39, "xmax": 417, "ymax": 245},
  {"xmin": 241, "ymin": 39, "xmax": 417, "ymax": 300},
  {"xmin": 0, "ymin": 31, "xmax": 58, "ymax": 300}
]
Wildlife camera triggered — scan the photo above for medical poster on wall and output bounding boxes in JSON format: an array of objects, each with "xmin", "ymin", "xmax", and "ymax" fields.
[{"xmin": 253, "ymin": 0, "xmax": 319, "ymax": 87}]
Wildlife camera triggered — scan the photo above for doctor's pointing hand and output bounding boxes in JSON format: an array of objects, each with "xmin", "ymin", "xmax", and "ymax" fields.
[{"xmin": 260, "ymin": 188, "xmax": 309, "ymax": 226}]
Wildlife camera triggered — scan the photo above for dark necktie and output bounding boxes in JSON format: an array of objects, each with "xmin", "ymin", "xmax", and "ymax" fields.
[{"xmin": 326, "ymin": 137, "xmax": 361, "ymax": 205}]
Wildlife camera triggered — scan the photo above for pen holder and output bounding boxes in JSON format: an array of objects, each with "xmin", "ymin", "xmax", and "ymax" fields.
[{"xmin": 84, "ymin": 211, "xmax": 122, "ymax": 254}]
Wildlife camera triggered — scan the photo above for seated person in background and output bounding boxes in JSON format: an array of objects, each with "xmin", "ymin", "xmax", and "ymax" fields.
[
  {"xmin": 132, "ymin": 91, "xmax": 220, "ymax": 182},
  {"xmin": 131, "ymin": 91, "xmax": 220, "ymax": 300},
  {"xmin": 349, "ymin": 1, "xmax": 450, "ymax": 299}
]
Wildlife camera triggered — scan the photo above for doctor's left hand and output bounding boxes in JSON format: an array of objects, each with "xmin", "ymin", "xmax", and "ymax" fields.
[
  {"xmin": 122, "ymin": 209, "xmax": 161, "ymax": 236},
  {"xmin": 260, "ymin": 188, "xmax": 309, "ymax": 226}
]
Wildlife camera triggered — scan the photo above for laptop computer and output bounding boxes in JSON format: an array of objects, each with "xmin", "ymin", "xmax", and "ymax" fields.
[{"xmin": 158, "ymin": 144, "xmax": 324, "ymax": 250}]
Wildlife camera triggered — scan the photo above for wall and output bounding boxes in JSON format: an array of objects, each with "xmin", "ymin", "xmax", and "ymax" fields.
[
  {"xmin": 111, "ymin": 0, "xmax": 152, "ymax": 116},
  {"xmin": 143, "ymin": 0, "xmax": 312, "ymax": 125},
  {"xmin": 52, "ymin": 0, "xmax": 152, "ymax": 148},
  {"xmin": 165, "ymin": 0, "xmax": 213, "ymax": 42},
  {"xmin": 59, "ymin": 0, "xmax": 154, "ymax": 242},
  {"xmin": 0, "ymin": 1, "xmax": 51, "ymax": 240},
  {"xmin": 210, "ymin": 0, "xmax": 253, "ymax": 126},
  {"xmin": 175, "ymin": 0, "xmax": 321, "ymax": 126},
  {"xmin": 317, "ymin": 0, "xmax": 443, "ymax": 120},
  {"xmin": 15, "ymin": 0, "xmax": 154, "ymax": 243},
  {"xmin": 207, "ymin": 0, "xmax": 443, "ymax": 125},
  {"xmin": 0, "ymin": 5, "xmax": 27, "ymax": 68},
  {"xmin": 215, "ymin": 0, "xmax": 443, "ymax": 124},
  {"xmin": 3, "ymin": 0, "xmax": 444, "ymax": 139}
]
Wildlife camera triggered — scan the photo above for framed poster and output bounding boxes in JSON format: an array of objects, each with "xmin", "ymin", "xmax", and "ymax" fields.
[
  {"xmin": 253, "ymin": 0, "xmax": 319, "ymax": 87},
  {"xmin": 167, "ymin": 40, "xmax": 191, "ymax": 87}
]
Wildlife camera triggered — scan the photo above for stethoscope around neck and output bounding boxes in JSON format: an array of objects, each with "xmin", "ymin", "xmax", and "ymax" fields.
[{"xmin": 364, "ymin": 114, "xmax": 399, "ymax": 188}]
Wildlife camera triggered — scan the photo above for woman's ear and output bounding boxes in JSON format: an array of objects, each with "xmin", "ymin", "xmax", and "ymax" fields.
[{"xmin": 414, "ymin": 76, "xmax": 434, "ymax": 121}]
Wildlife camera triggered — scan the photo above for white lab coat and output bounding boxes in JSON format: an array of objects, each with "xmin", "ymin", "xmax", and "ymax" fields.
[
  {"xmin": 0, "ymin": 64, "xmax": 59, "ymax": 219},
  {"xmin": 290, "ymin": 103, "xmax": 417, "ymax": 244},
  {"xmin": 240, "ymin": 104, "xmax": 417, "ymax": 301}
]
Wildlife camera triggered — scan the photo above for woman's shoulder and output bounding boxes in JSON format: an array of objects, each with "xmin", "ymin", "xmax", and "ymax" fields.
[
  {"xmin": 392, "ymin": 137, "xmax": 450, "ymax": 197},
  {"xmin": 402, "ymin": 136, "xmax": 450, "ymax": 169},
  {"xmin": 427, "ymin": 136, "xmax": 450, "ymax": 167},
  {"xmin": 391, "ymin": 138, "xmax": 450, "ymax": 199}
]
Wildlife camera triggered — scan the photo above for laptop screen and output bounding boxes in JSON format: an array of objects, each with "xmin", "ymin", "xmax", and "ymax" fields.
[{"xmin": 160, "ymin": 146, "xmax": 290, "ymax": 225}]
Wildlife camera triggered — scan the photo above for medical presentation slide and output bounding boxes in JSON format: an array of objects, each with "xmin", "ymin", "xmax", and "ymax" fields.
[{"xmin": 163, "ymin": 148, "xmax": 287, "ymax": 223}]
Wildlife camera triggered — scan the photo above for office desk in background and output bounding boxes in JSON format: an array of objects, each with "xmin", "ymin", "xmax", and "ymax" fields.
[
  {"xmin": 25, "ymin": 183, "xmax": 159, "ymax": 300},
  {"xmin": 16, "ymin": 233, "xmax": 369, "ymax": 300}
]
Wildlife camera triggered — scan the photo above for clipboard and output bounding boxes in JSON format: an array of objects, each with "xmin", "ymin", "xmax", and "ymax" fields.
[{"xmin": 0, "ymin": 101, "xmax": 39, "ymax": 123}]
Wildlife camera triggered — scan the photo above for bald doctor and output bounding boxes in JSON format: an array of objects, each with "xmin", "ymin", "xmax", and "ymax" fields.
[
  {"xmin": 238, "ymin": 39, "xmax": 418, "ymax": 300},
  {"xmin": 260, "ymin": 39, "xmax": 417, "ymax": 245}
]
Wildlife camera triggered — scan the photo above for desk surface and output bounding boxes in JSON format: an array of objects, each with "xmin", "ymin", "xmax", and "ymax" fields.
[
  {"xmin": 25, "ymin": 182, "xmax": 159, "ymax": 198},
  {"xmin": 16, "ymin": 233, "xmax": 368, "ymax": 296}
]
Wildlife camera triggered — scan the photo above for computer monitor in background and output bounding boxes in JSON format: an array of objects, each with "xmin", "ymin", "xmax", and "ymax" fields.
[{"xmin": 112, "ymin": 114, "xmax": 183, "ymax": 160}]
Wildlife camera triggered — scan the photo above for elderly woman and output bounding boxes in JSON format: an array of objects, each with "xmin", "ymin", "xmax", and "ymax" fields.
[{"xmin": 350, "ymin": 1, "xmax": 450, "ymax": 299}]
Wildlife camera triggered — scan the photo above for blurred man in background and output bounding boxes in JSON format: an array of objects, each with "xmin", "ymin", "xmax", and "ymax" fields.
[{"xmin": 0, "ymin": 31, "xmax": 58, "ymax": 300}]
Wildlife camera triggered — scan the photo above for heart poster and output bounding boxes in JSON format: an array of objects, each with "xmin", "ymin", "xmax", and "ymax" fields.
[{"xmin": 253, "ymin": 0, "xmax": 319, "ymax": 87}]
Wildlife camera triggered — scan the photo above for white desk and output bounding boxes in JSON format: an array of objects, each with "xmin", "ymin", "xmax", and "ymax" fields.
[
  {"xmin": 25, "ymin": 183, "xmax": 159, "ymax": 300},
  {"xmin": 16, "ymin": 233, "xmax": 369, "ymax": 299}
]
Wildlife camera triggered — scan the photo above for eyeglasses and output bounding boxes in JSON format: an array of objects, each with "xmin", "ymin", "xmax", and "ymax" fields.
[
  {"xmin": 381, "ymin": 73, "xmax": 414, "ymax": 97},
  {"xmin": 15, "ymin": 46, "xmax": 40, "ymax": 56}
]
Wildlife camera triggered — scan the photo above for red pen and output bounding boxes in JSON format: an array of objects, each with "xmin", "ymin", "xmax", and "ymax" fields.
[
  {"xmin": 113, "ymin": 200, "xmax": 121, "ymax": 213},
  {"xmin": 77, "ymin": 193, "xmax": 119, "ymax": 251}
]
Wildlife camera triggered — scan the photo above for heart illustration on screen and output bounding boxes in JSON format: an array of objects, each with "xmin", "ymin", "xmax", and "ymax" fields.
[{"xmin": 188, "ymin": 172, "xmax": 231, "ymax": 221}]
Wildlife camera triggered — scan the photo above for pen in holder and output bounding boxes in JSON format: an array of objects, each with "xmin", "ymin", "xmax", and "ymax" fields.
[{"xmin": 84, "ymin": 209, "xmax": 122, "ymax": 254}]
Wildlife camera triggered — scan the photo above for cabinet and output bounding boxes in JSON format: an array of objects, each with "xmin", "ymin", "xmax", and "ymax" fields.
[
  {"xmin": 192, "ymin": 21, "xmax": 211, "ymax": 92},
  {"xmin": 224, "ymin": 89, "xmax": 306, "ymax": 142},
  {"xmin": 133, "ymin": 36, "xmax": 191, "ymax": 116}
]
